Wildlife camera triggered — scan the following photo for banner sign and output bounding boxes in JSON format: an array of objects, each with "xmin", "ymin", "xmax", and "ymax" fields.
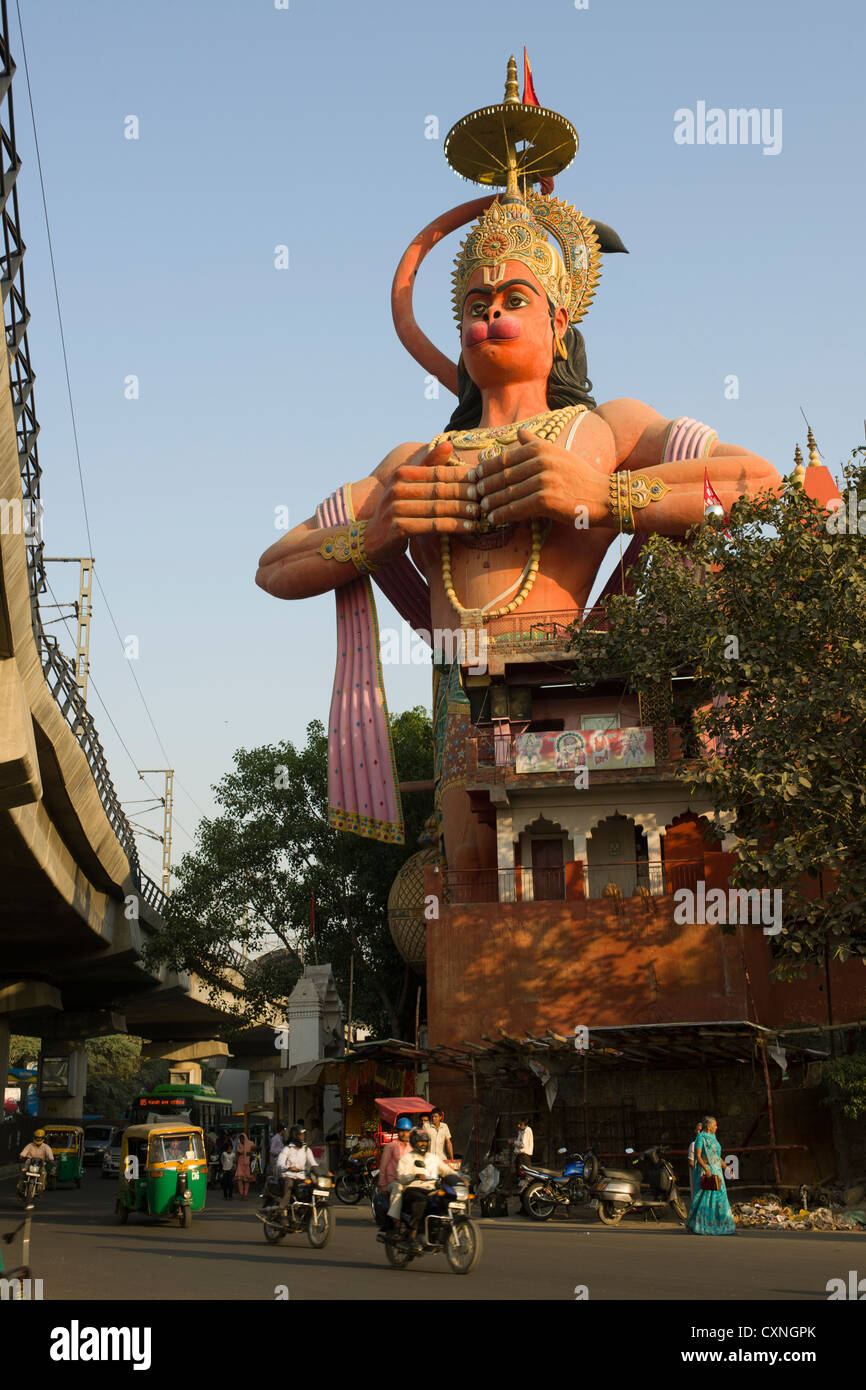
[{"xmin": 515, "ymin": 727, "xmax": 655, "ymax": 774}]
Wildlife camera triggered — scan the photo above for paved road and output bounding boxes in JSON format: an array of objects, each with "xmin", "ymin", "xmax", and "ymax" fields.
[{"xmin": 1, "ymin": 1173, "xmax": 862, "ymax": 1302}]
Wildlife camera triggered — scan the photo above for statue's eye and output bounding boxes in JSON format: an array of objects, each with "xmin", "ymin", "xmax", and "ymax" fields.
[
  {"xmin": 507, "ymin": 293, "xmax": 530, "ymax": 310},
  {"xmin": 467, "ymin": 300, "xmax": 486, "ymax": 317}
]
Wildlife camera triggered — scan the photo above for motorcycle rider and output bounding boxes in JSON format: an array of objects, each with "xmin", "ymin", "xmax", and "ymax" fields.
[
  {"xmin": 275, "ymin": 1124, "xmax": 319, "ymax": 1211},
  {"xmin": 375, "ymin": 1116, "xmax": 414, "ymax": 1239},
  {"xmin": 19, "ymin": 1129, "xmax": 55, "ymax": 1194},
  {"xmin": 395, "ymin": 1127, "xmax": 455, "ymax": 1254}
]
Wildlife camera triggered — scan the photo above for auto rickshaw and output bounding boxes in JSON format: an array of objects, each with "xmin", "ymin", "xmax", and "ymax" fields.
[
  {"xmin": 42, "ymin": 1125, "xmax": 84, "ymax": 1188},
  {"xmin": 115, "ymin": 1122, "xmax": 207, "ymax": 1228}
]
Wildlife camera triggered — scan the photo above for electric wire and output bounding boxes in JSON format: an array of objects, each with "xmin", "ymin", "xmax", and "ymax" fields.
[{"xmin": 14, "ymin": 0, "xmax": 208, "ymax": 830}]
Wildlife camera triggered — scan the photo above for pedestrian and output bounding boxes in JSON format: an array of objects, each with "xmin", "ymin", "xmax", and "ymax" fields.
[
  {"xmin": 685, "ymin": 1116, "xmax": 736, "ymax": 1236},
  {"xmin": 220, "ymin": 1139, "xmax": 235, "ymax": 1200},
  {"xmin": 687, "ymin": 1121, "xmax": 704, "ymax": 1200},
  {"xmin": 423, "ymin": 1107, "xmax": 454, "ymax": 1161},
  {"xmin": 269, "ymin": 1124, "xmax": 287, "ymax": 1177},
  {"xmin": 235, "ymin": 1131, "xmax": 256, "ymax": 1199},
  {"xmin": 513, "ymin": 1117, "xmax": 533, "ymax": 1167}
]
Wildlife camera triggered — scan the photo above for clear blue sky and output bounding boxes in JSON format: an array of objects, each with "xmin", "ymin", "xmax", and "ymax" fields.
[{"xmin": 13, "ymin": 0, "xmax": 865, "ymax": 883}]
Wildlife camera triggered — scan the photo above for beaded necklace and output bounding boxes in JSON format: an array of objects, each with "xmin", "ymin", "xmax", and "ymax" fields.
[{"xmin": 435, "ymin": 404, "xmax": 586, "ymax": 625}]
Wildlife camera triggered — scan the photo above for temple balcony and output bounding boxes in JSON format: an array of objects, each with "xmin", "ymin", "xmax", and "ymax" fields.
[{"xmin": 442, "ymin": 857, "xmax": 704, "ymax": 905}]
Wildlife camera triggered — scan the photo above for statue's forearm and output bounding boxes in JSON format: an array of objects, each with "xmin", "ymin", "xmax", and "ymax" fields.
[
  {"xmin": 256, "ymin": 524, "xmax": 380, "ymax": 601},
  {"xmin": 612, "ymin": 453, "xmax": 781, "ymax": 536}
]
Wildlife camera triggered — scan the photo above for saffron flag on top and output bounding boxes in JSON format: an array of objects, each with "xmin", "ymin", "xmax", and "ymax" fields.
[{"xmin": 522, "ymin": 48, "xmax": 539, "ymax": 106}]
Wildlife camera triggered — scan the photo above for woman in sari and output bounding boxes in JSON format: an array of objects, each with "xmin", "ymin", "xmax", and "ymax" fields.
[
  {"xmin": 685, "ymin": 1116, "xmax": 736, "ymax": 1235},
  {"xmin": 234, "ymin": 1132, "xmax": 256, "ymax": 1200}
]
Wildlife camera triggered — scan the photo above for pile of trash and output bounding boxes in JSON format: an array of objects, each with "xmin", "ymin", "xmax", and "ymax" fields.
[{"xmin": 731, "ymin": 1188, "xmax": 866, "ymax": 1232}]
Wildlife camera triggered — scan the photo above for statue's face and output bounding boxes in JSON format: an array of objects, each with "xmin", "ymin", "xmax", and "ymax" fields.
[{"xmin": 460, "ymin": 259, "xmax": 569, "ymax": 388}]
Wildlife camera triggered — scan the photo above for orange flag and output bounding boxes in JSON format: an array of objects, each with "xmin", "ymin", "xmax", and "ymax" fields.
[{"xmin": 522, "ymin": 48, "xmax": 539, "ymax": 106}]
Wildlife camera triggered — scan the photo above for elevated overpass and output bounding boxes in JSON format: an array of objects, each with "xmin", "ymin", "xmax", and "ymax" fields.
[{"xmin": 0, "ymin": 5, "xmax": 241, "ymax": 1109}]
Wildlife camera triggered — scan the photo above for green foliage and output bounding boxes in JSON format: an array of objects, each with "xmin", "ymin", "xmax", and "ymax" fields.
[
  {"xmin": 84, "ymin": 1039, "xmax": 170, "ymax": 1123},
  {"xmin": 144, "ymin": 708, "xmax": 435, "ymax": 1038},
  {"xmin": 823, "ymin": 1055, "xmax": 866, "ymax": 1120},
  {"xmin": 9, "ymin": 1035, "xmax": 39, "ymax": 1067},
  {"xmin": 570, "ymin": 448, "xmax": 866, "ymax": 976}
]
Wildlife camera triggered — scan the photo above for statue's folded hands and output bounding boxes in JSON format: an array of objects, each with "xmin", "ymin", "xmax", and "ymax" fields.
[{"xmin": 476, "ymin": 425, "xmax": 613, "ymax": 529}]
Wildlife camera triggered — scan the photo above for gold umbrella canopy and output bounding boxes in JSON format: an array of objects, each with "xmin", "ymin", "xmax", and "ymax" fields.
[{"xmin": 444, "ymin": 54, "xmax": 578, "ymax": 196}]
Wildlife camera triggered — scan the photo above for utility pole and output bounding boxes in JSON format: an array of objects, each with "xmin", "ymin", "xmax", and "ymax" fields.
[
  {"xmin": 138, "ymin": 769, "xmax": 174, "ymax": 897},
  {"xmin": 43, "ymin": 556, "xmax": 94, "ymax": 702}
]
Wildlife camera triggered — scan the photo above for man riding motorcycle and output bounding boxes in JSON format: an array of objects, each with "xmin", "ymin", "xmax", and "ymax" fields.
[
  {"xmin": 374, "ymin": 1115, "xmax": 414, "ymax": 1238},
  {"xmin": 394, "ymin": 1127, "xmax": 455, "ymax": 1254},
  {"xmin": 274, "ymin": 1124, "xmax": 319, "ymax": 1212},
  {"xmin": 19, "ymin": 1129, "xmax": 55, "ymax": 1194}
]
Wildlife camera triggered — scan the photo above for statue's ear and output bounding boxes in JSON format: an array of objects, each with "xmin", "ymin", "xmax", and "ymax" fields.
[{"xmin": 590, "ymin": 220, "xmax": 628, "ymax": 254}]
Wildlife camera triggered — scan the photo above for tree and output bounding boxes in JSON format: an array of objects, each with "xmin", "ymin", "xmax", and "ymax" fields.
[
  {"xmin": 83, "ymin": 1037, "xmax": 171, "ymax": 1123},
  {"xmin": 143, "ymin": 707, "xmax": 434, "ymax": 1038},
  {"xmin": 569, "ymin": 448, "xmax": 866, "ymax": 975}
]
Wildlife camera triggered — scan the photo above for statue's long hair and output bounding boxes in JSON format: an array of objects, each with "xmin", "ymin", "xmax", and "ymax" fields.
[{"xmin": 444, "ymin": 301, "xmax": 596, "ymax": 432}]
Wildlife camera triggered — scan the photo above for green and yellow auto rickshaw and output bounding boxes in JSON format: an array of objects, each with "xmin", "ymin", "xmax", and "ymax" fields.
[
  {"xmin": 43, "ymin": 1125, "xmax": 84, "ymax": 1189},
  {"xmin": 115, "ymin": 1122, "xmax": 207, "ymax": 1229}
]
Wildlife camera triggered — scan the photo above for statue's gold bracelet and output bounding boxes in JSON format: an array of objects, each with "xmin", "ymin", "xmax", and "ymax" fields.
[
  {"xmin": 317, "ymin": 520, "xmax": 378, "ymax": 576},
  {"xmin": 608, "ymin": 471, "xmax": 670, "ymax": 533}
]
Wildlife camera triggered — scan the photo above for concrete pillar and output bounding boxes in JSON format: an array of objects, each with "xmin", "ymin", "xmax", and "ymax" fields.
[
  {"xmin": 37, "ymin": 1043, "xmax": 88, "ymax": 1120},
  {"xmin": 0, "ymin": 1015, "xmax": 10, "ymax": 1107},
  {"xmin": 645, "ymin": 830, "xmax": 663, "ymax": 894},
  {"xmin": 496, "ymin": 809, "xmax": 515, "ymax": 901}
]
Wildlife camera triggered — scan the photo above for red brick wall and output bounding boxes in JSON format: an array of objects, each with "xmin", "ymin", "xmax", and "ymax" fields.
[{"xmin": 427, "ymin": 874, "xmax": 866, "ymax": 1049}]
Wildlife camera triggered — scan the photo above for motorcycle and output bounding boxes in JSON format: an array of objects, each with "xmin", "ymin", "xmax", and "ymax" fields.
[
  {"xmin": 519, "ymin": 1148, "xmax": 599, "ymax": 1221},
  {"xmin": 255, "ymin": 1172, "xmax": 335, "ymax": 1248},
  {"xmin": 593, "ymin": 1145, "xmax": 688, "ymax": 1225},
  {"xmin": 335, "ymin": 1150, "xmax": 379, "ymax": 1205},
  {"xmin": 373, "ymin": 1174, "xmax": 481, "ymax": 1274},
  {"xmin": 16, "ymin": 1158, "xmax": 47, "ymax": 1206}
]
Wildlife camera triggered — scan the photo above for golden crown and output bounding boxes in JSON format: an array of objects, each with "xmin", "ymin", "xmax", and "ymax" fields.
[
  {"xmin": 451, "ymin": 192, "xmax": 601, "ymax": 325},
  {"xmin": 444, "ymin": 56, "xmax": 602, "ymax": 325}
]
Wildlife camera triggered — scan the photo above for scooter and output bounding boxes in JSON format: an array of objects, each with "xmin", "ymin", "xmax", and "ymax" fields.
[
  {"xmin": 519, "ymin": 1148, "xmax": 600, "ymax": 1221},
  {"xmin": 373, "ymin": 1174, "xmax": 481, "ymax": 1274},
  {"xmin": 592, "ymin": 1145, "xmax": 688, "ymax": 1225}
]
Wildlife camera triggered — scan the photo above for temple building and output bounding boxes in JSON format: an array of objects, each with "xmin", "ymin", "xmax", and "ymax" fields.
[{"xmin": 387, "ymin": 446, "xmax": 866, "ymax": 1186}]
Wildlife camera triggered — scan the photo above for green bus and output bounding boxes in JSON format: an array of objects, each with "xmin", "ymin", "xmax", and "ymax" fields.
[{"xmin": 128, "ymin": 1084, "xmax": 233, "ymax": 1136}]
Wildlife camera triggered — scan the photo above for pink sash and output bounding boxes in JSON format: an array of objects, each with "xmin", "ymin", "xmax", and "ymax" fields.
[{"xmin": 316, "ymin": 486, "xmax": 412, "ymax": 844}]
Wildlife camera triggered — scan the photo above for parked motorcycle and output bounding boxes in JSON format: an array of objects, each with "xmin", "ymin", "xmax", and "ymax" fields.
[
  {"xmin": 374, "ymin": 1173, "xmax": 481, "ymax": 1274},
  {"xmin": 335, "ymin": 1150, "xmax": 379, "ymax": 1205},
  {"xmin": 593, "ymin": 1145, "xmax": 687, "ymax": 1225},
  {"xmin": 16, "ymin": 1158, "xmax": 47, "ymax": 1206},
  {"xmin": 519, "ymin": 1148, "xmax": 599, "ymax": 1221},
  {"xmin": 255, "ymin": 1172, "xmax": 335, "ymax": 1248}
]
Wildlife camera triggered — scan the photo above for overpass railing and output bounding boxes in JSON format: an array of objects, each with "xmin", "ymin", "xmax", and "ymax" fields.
[
  {"xmin": 39, "ymin": 630, "xmax": 167, "ymax": 916},
  {"xmin": 0, "ymin": 6, "xmax": 168, "ymax": 921}
]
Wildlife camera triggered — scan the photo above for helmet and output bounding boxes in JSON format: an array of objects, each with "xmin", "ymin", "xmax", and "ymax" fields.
[
  {"xmin": 288, "ymin": 1124, "xmax": 307, "ymax": 1146},
  {"xmin": 409, "ymin": 1128, "xmax": 430, "ymax": 1152},
  {"xmin": 395, "ymin": 1118, "xmax": 413, "ymax": 1133},
  {"xmin": 34, "ymin": 1129, "xmax": 45, "ymax": 1141}
]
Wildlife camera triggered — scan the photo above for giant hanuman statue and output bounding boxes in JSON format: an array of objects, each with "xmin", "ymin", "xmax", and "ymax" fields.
[{"xmin": 256, "ymin": 57, "xmax": 780, "ymax": 887}]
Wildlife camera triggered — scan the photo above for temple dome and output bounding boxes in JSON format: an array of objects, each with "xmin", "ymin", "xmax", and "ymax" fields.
[{"xmin": 387, "ymin": 847, "xmax": 440, "ymax": 975}]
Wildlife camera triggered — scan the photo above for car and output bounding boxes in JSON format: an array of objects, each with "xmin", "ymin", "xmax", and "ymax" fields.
[
  {"xmin": 101, "ymin": 1129, "xmax": 123, "ymax": 1180},
  {"xmin": 83, "ymin": 1124, "xmax": 115, "ymax": 1167}
]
